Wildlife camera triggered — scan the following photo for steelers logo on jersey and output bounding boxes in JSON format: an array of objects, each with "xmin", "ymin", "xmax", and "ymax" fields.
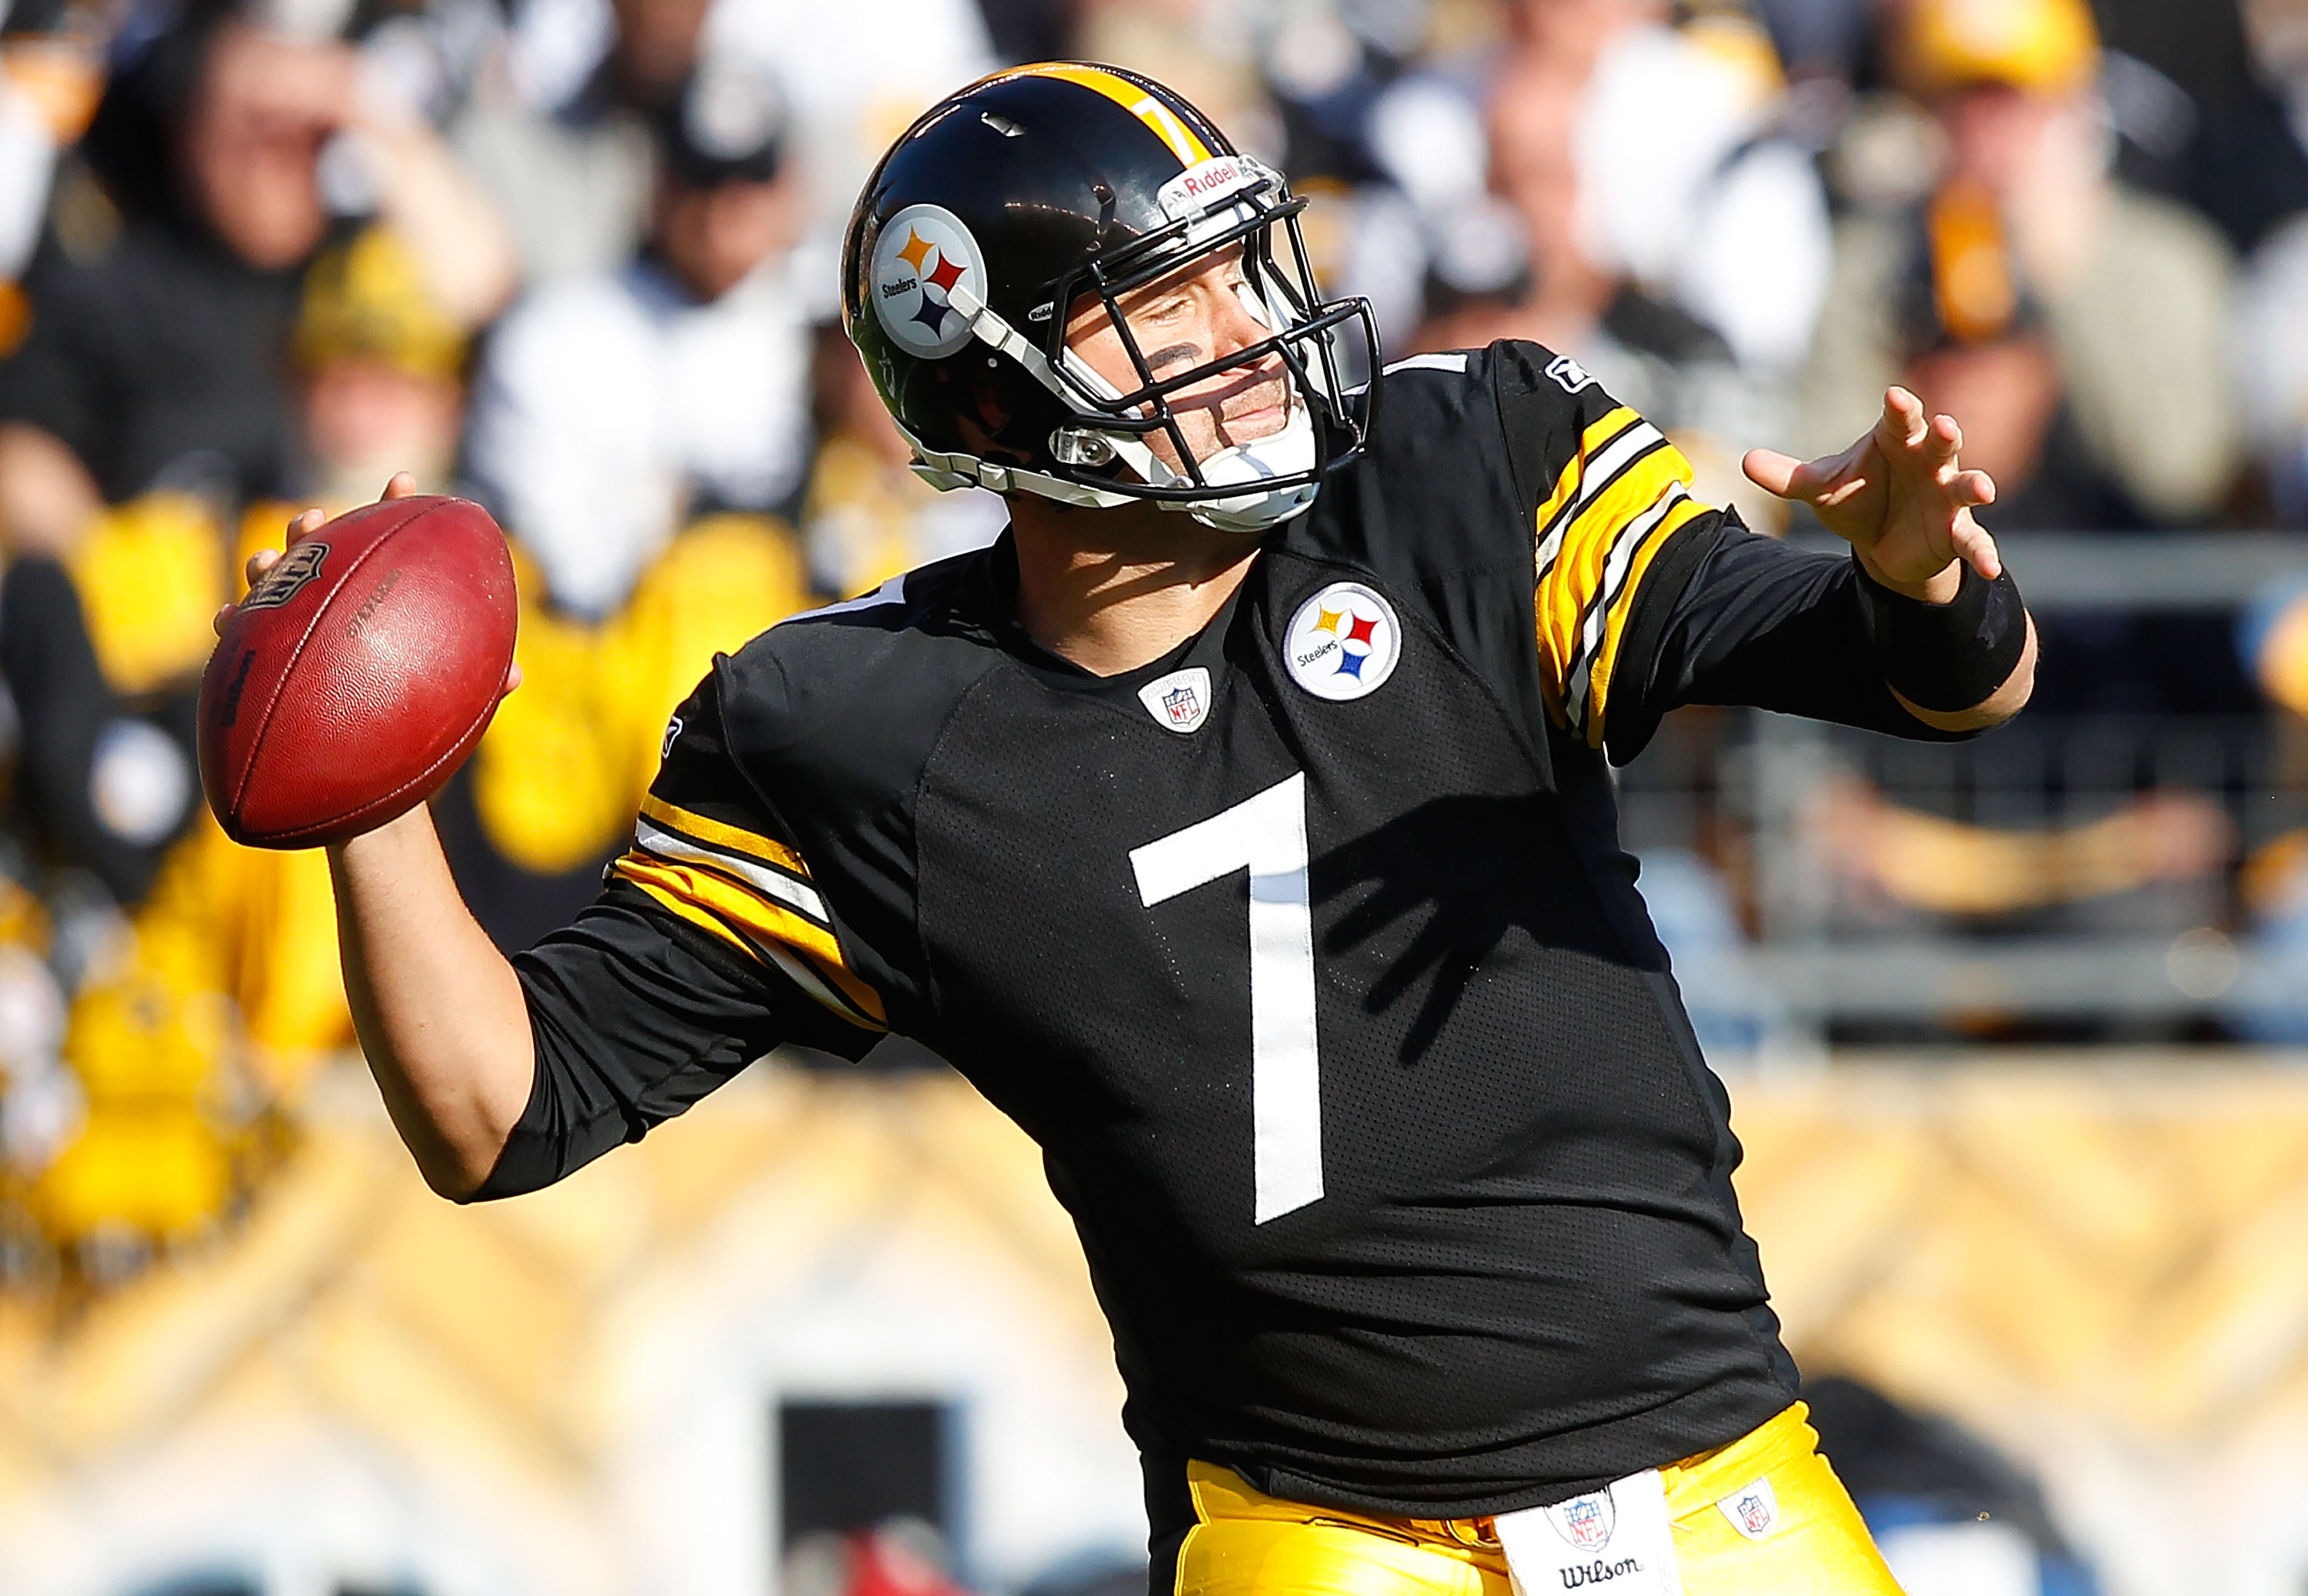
[
  {"xmin": 1283, "ymin": 581, "xmax": 1401, "ymax": 701},
  {"xmin": 870, "ymin": 204, "xmax": 987, "ymax": 360}
]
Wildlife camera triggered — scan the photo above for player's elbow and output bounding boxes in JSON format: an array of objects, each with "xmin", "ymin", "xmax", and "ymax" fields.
[
  {"xmin": 410, "ymin": 1133, "xmax": 509, "ymax": 1204},
  {"xmin": 1894, "ymin": 612, "xmax": 2036, "ymax": 735}
]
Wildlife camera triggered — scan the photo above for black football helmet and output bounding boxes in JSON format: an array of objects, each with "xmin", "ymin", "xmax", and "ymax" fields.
[{"xmin": 841, "ymin": 62, "xmax": 1380, "ymax": 533}]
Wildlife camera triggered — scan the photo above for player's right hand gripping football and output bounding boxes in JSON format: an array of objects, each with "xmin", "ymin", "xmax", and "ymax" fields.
[{"xmin": 212, "ymin": 471, "xmax": 523, "ymax": 701}]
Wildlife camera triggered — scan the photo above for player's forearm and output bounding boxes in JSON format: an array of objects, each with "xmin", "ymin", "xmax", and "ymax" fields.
[
  {"xmin": 328, "ymin": 803, "xmax": 536, "ymax": 1198},
  {"xmin": 1857, "ymin": 555, "xmax": 2035, "ymax": 735},
  {"xmin": 1894, "ymin": 611, "xmax": 2036, "ymax": 733}
]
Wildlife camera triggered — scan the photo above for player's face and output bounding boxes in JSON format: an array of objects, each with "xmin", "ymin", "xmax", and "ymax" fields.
[{"xmin": 1065, "ymin": 243, "xmax": 1292, "ymax": 477}]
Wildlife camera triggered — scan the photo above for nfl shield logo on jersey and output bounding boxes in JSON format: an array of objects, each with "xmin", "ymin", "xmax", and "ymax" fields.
[
  {"xmin": 1284, "ymin": 581, "xmax": 1402, "ymax": 701},
  {"xmin": 1716, "ymin": 1477, "xmax": 1779, "ymax": 1541},
  {"xmin": 1138, "ymin": 666, "xmax": 1213, "ymax": 735},
  {"xmin": 1547, "ymin": 1489, "xmax": 1616, "ymax": 1551}
]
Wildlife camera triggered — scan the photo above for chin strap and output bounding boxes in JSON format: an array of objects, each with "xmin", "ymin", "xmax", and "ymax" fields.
[{"xmin": 916, "ymin": 281, "xmax": 1323, "ymax": 533}]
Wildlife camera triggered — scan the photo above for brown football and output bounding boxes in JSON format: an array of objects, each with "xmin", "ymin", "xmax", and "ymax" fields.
[{"xmin": 198, "ymin": 495, "xmax": 518, "ymax": 848}]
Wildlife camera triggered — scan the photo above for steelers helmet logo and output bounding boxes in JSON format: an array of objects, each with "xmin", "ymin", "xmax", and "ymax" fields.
[
  {"xmin": 870, "ymin": 203, "xmax": 987, "ymax": 359},
  {"xmin": 1283, "ymin": 581, "xmax": 1402, "ymax": 701}
]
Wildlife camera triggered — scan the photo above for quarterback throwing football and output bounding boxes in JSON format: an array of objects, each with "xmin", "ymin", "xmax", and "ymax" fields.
[{"xmin": 262, "ymin": 65, "xmax": 2033, "ymax": 1596}]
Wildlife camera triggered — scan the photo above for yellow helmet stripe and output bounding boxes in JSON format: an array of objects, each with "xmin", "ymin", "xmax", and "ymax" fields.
[{"xmin": 996, "ymin": 62, "xmax": 1212, "ymax": 166}]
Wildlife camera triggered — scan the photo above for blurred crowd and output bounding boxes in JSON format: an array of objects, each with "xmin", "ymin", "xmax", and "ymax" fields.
[{"xmin": 6, "ymin": 0, "xmax": 2308, "ymax": 1289}]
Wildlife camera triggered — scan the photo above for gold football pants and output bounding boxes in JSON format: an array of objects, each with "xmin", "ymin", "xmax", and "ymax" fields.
[{"xmin": 1174, "ymin": 1404, "xmax": 1903, "ymax": 1596}]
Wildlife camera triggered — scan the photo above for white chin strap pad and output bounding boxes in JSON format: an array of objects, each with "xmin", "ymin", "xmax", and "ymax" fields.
[
  {"xmin": 1178, "ymin": 405, "xmax": 1321, "ymax": 532},
  {"xmin": 916, "ymin": 278, "xmax": 1326, "ymax": 531}
]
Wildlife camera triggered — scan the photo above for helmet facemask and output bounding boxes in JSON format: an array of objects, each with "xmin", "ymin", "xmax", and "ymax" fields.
[{"xmin": 904, "ymin": 155, "xmax": 1380, "ymax": 533}]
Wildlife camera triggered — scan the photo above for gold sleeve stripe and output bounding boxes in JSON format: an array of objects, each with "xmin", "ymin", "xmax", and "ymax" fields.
[
  {"xmin": 1532, "ymin": 406, "xmax": 1640, "ymax": 541},
  {"xmin": 1535, "ymin": 408, "xmax": 1653, "ymax": 564},
  {"xmin": 612, "ymin": 852, "xmax": 844, "ymax": 968},
  {"xmin": 1539, "ymin": 424, "xmax": 1669, "ymax": 575},
  {"xmin": 1553, "ymin": 441, "xmax": 1693, "ymax": 588},
  {"xmin": 634, "ymin": 815, "xmax": 829, "ymax": 928},
  {"xmin": 639, "ymin": 794, "xmax": 811, "ymax": 880},
  {"xmin": 1567, "ymin": 494, "xmax": 1711, "ymax": 745},
  {"xmin": 1535, "ymin": 441, "xmax": 1696, "ymax": 711},
  {"xmin": 624, "ymin": 879, "xmax": 887, "ymax": 1031}
]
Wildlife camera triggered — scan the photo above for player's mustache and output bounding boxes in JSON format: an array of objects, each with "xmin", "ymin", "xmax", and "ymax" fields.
[{"xmin": 1175, "ymin": 356, "xmax": 1290, "ymax": 426}]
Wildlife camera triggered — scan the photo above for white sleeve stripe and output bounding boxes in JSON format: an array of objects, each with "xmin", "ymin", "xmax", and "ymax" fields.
[
  {"xmin": 634, "ymin": 816, "xmax": 832, "ymax": 927},
  {"xmin": 752, "ymin": 935, "xmax": 884, "ymax": 1030},
  {"xmin": 1565, "ymin": 481, "xmax": 1689, "ymax": 731},
  {"xmin": 1381, "ymin": 352, "xmax": 1472, "ymax": 375},
  {"xmin": 780, "ymin": 572, "xmax": 907, "ymax": 626},
  {"xmin": 1535, "ymin": 421, "xmax": 1665, "ymax": 575}
]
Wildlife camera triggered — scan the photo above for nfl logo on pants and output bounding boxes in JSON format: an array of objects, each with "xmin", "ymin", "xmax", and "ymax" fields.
[{"xmin": 1555, "ymin": 1491, "xmax": 1616, "ymax": 1551}]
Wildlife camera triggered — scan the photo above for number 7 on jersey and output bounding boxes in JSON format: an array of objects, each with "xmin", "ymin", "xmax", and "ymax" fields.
[{"xmin": 1129, "ymin": 772, "xmax": 1322, "ymax": 1224}]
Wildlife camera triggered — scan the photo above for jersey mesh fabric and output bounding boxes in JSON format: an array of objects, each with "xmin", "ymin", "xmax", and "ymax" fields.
[{"xmin": 500, "ymin": 340, "xmax": 2009, "ymax": 1521}]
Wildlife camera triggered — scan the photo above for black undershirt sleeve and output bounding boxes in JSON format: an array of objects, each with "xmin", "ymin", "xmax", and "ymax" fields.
[
  {"xmin": 473, "ymin": 885, "xmax": 880, "ymax": 1200},
  {"xmin": 1603, "ymin": 518, "xmax": 1989, "ymax": 764}
]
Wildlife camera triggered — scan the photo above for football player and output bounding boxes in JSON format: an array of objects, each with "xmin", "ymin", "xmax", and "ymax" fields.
[{"xmin": 252, "ymin": 65, "xmax": 2033, "ymax": 1596}]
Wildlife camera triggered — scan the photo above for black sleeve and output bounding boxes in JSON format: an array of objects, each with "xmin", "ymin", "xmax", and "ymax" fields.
[
  {"xmin": 474, "ymin": 886, "xmax": 879, "ymax": 1199},
  {"xmin": 472, "ymin": 664, "xmax": 890, "ymax": 1198},
  {"xmin": 0, "ymin": 555, "xmax": 191, "ymax": 904},
  {"xmin": 1603, "ymin": 519, "xmax": 1983, "ymax": 763}
]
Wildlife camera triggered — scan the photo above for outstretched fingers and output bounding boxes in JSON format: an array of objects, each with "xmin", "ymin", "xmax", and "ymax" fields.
[
  {"xmin": 1949, "ymin": 512, "xmax": 2003, "ymax": 581},
  {"xmin": 1880, "ymin": 386, "xmax": 1929, "ymax": 450},
  {"xmin": 1949, "ymin": 468, "xmax": 1996, "ymax": 508},
  {"xmin": 1741, "ymin": 448, "xmax": 1802, "ymax": 498},
  {"xmin": 1927, "ymin": 411, "xmax": 1963, "ymax": 466},
  {"xmin": 1745, "ymin": 442, "xmax": 1873, "ymax": 509}
]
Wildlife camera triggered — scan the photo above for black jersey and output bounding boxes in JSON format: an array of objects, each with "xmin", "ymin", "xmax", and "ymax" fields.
[{"xmin": 491, "ymin": 342, "xmax": 1978, "ymax": 1525}]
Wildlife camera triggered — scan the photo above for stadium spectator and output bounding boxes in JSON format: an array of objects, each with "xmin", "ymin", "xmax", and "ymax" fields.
[
  {"xmin": 1749, "ymin": 0, "xmax": 1874, "ymax": 83},
  {"xmin": 453, "ymin": 0, "xmax": 705, "ymax": 282},
  {"xmin": 0, "ymin": 1, "xmax": 513, "ymax": 550},
  {"xmin": 1883, "ymin": 208, "xmax": 2142, "ymax": 532},
  {"xmin": 0, "ymin": 218, "xmax": 479, "ymax": 1266},
  {"xmin": 2224, "ymin": 0, "xmax": 2308, "ymax": 527},
  {"xmin": 1496, "ymin": 0, "xmax": 1829, "ymax": 377},
  {"xmin": 2173, "ymin": 0, "xmax": 2308, "ymax": 258},
  {"xmin": 451, "ymin": 59, "xmax": 819, "ymax": 950},
  {"xmin": 803, "ymin": 328, "xmax": 1004, "ymax": 601},
  {"xmin": 1799, "ymin": 0, "xmax": 2240, "ymax": 529},
  {"xmin": 464, "ymin": 55, "xmax": 808, "ymax": 621},
  {"xmin": 1415, "ymin": 2, "xmax": 1824, "ymax": 520},
  {"xmin": 1459, "ymin": 43, "xmax": 1749, "ymax": 438},
  {"xmin": 0, "ymin": 6, "xmax": 106, "ymax": 285}
]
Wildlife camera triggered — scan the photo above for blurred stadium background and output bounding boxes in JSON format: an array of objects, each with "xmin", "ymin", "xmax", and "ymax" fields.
[{"xmin": 3, "ymin": 0, "xmax": 2308, "ymax": 1591}]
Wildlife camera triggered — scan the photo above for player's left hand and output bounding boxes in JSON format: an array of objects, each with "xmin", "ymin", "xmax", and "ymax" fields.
[{"xmin": 1741, "ymin": 386, "xmax": 1999, "ymax": 604}]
